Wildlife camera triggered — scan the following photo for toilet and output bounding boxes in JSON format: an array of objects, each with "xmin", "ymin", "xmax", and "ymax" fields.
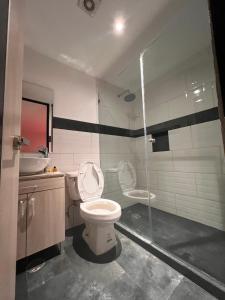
[
  {"xmin": 118, "ymin": 161, "xmax": 156, "ymax": 202},
  {"xmin": 66, "ymin": 162, "xmax": 121, "ymax": 256}
]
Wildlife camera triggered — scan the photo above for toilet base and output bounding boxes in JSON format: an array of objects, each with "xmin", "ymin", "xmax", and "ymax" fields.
[{"xmin": 82, "ymin": 222, "xmax": 117, "ymax": 256}]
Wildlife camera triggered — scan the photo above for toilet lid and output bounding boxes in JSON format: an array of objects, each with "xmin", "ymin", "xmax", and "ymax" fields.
[
  {"xmin": 78, "ymin": 162, "xmax": 104, "ymax": 202},
  {"xmin": 118, "ymin": 161, "xmax": 136, "ymax": 192}
]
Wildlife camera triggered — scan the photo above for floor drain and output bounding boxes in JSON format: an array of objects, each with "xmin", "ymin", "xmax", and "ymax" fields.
[
  {"xmin": 26, "ymin": 261, "xmax": 46, "ymax": 273},
  {"xmin": 26, "ymin": 259, "xmax": 46, "ymax": 274}
]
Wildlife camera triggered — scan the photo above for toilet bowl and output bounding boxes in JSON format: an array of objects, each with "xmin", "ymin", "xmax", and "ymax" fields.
[
  {"xmin": 118, "ymin": 161, "xmax": 156, "ymax": 202},
  {"xmin": 66, "ymin": 162, "xmax": 121, "ymax": 256}
]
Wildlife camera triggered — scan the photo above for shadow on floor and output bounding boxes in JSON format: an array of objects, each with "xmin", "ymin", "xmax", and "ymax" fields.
[{"xmin": 66, "ymin": 225, "xmax": 122, "ymax": 264}]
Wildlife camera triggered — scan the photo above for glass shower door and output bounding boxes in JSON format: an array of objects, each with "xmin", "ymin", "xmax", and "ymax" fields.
[
  {"xmin": 141, "ymin": 0, "xmax": 225, "ymax": 286},
  {"xmin": 97, "ymin": 68, "xmax": 153, "ymax": 241}
]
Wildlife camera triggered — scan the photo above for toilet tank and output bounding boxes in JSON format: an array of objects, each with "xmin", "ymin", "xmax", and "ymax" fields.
[{"xmin": 66, "ymin": 172, "xmax": 80, "ymax": 200}]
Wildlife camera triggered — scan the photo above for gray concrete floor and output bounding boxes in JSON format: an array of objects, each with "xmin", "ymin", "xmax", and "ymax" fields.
[
  {"xmin": 120, "ymin": 204, "xmax": 225, "ymax": 284},
  {"xmin": 16, "ymin": 231, "xmax": 215, "ymax": 300}
]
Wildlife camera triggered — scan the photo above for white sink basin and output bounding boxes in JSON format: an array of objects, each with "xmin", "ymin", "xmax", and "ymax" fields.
[{"xmin": 20, "ymin": 156, "xmax": 51, "ymax": 175}]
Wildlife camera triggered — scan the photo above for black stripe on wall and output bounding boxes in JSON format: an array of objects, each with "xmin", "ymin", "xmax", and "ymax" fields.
[
  {"xmin": 53, "ymin": 117, "xmax": 100, "ymax": 134},
  {"xmin": 53, "ymin": 107, "xmax": 219, "ymax": 138},
  {"xmin": 53, "ymin": 117, "xmax": 132, "ymax": 137},
  {"xmin": 133, "ymin": 107, "xmax": 219, "ymax": 138}
]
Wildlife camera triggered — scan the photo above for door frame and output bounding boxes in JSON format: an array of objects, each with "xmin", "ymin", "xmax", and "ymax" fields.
[{"xmin": 0, "ymin": 0, "xmax": 24, "ymax": 299}]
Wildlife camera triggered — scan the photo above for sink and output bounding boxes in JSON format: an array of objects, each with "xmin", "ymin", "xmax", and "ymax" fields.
[{"xmin": 20, "ymin": 156, "xmax": 51, "ymax": 175}]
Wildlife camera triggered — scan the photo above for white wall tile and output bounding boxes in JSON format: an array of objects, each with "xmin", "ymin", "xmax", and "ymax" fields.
[
  {"xmin": 186, "ymin": 58, "xmax": 215, "ymax": 91},
  {"xmin": 151, "ymin": 190, "xmax": 177, "ymax": 214},
  {"xmin": 195, "ymin": 173, "xmax": 225, "ymax": 202},
  {"xmin": 168, "ymin": 95, "xmax": 194, "ymax": 120},
  {"xmin": 157, "ymin": 171, "xmax": 197, "ymax": 196},
  {"xmin": 188, "ymin": 82, "xmax": 216, "ymax": 113},
  {"xmin": 173, "ymin": 147, "xmax": 222, "ymax": 173},
  {"xmin": 169, "ymin": 127, "xmax": 192, "ymax": 150},
  {"xmin": 147, "ymin": 102, "xmax": 170, "ymax": 125},
  {"xmin": 191, "ymin": 120, "xmax": 223, "ymax": 148},
  {"xmin": 149, "ymin": 151, "xmax": 174, "ymax": 172}
]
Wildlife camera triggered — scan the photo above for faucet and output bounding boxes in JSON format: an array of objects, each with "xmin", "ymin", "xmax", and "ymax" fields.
[{"xmin": 38, "ymin": 146, "xmax": 48, "ymax": 158}]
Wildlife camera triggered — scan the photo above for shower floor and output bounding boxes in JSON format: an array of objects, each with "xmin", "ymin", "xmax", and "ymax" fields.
[{"xmin": 119, "ymin": 203, "xmax": 225, "ymax": 285}]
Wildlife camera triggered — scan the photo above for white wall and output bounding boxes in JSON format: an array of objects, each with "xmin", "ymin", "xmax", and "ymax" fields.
[
  {"xmin": 23, "ymin": 47, "xmax": 100, "ymax": 171},
  {"xmin": 97, "ymin": 79, "xmax": 136, "ymax": 129},
  {"xmin": 23, "ymin": 47, "xmax": 100, "ymax": 228},
  {"xmin": 24, "ymin": 47, "xmax": 98, "ymax": 122}
]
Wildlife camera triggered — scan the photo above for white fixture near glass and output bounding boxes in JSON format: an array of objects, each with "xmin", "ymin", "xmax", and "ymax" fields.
[
  {"xmin": 118, "ymin": 161, "xmax": 156, "ymax": 202},
  {"xmin": 66, "ymin": 162, "xmax": 121, "ymax": 256},
  {"xmin": 19, "ymin": 155, "xmax": 51, "ymax": 175}
]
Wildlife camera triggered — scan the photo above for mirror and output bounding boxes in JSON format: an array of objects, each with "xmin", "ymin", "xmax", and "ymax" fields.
[{"xmin": 21, "ymin": 81, "xmax": 54, "ymax": 153}]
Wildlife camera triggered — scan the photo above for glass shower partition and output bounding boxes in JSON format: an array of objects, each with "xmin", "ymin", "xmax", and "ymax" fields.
[
  {"xmin": 141, "ymin": 0, "xmax": 225, "ymax": 287},
  {"xmin": 97, "ymin": 71, "xmax": 153, "ymax": 241}
]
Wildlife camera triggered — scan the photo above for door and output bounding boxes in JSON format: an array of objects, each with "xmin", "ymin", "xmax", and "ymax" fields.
[
  {"xmin": 26, "ymin": 189, "xmax": 65, "ymax": 256},
  {"xmin": 140, "ymin": 0, "xmax": 225, "ymax": 285},
  {"xmin": 0, "ymin": 0, "xmax": 24, "ymax": 299}
]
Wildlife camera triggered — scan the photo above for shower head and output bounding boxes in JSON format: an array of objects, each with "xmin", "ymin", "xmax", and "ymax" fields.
[
  {"xmin": 117, "ymin": 89, "xmax": 136, "ymax": 102},
  {"xmin": 124, "ymin": 93, "xmax": 136, "ymax": 102}
]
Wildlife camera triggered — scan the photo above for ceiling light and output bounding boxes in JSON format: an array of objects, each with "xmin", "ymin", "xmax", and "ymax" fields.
[{"xmin": 113, "ymin": 18, "xmax": 125, "ymax": 35}]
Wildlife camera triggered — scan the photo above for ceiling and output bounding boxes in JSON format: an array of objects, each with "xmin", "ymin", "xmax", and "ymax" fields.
[
  {"xmin": 24, "ymin": 0, "xmax": 173, "ymax": 79},
  {"xmin": 112, "ymin": 0, "xmax": 212, "ymax": 91},
  {"xmin": 24, "ymin": 0, "xmax": 211, "ymax": 91}
]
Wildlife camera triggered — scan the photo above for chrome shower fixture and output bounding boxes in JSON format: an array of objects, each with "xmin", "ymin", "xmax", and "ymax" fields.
[
  {"xmin": 77, "ymin": 0, "xmax": 102, "ymax": 17},
  {"xmin": 117, "ymin": 89, "xmax": 136, "ymax": 102}
]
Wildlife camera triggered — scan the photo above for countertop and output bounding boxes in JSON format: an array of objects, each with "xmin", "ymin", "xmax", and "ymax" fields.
[{"xmin": 19, "ymin": 172, "xmax": 64, "ymax": 181}]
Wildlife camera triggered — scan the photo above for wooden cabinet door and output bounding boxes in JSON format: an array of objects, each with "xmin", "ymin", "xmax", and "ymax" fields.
[
  {"xmin": 26, "ymin": 188, "xmax": 65, "ymax": 256},
  {"xmin": 17, "ymin": 194, "xmax": 27, "ymax": 260}
]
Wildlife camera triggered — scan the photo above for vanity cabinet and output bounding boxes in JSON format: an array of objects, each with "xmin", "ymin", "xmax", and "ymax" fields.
[{"xmin": 17, "ymin": 174, "xmax": 65, "ymax": 260}]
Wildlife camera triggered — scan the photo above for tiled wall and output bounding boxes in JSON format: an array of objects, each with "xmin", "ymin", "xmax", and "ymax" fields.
[
  {"xmin": 23, "ymin": 47, "xmax": 100, "ymax": 228},
  {"xmin": 97, "ymin": 80, "xmax": 135, "ymax": 129},
  {"xmin": 134, "ymin": 48, "xmax": 225, "ymax": 231},
  {"xmin": 134, "ymin": 48, "xmax": 217, "ymax": 128},
  {"xmin": 98, "ymin": 80, "xmax": 140, "ymax": 208}
]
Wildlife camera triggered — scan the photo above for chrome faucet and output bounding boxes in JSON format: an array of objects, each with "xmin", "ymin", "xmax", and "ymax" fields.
[{"xmin": 38, "ymin": 146, "xmax": 48, "ymax": 158}]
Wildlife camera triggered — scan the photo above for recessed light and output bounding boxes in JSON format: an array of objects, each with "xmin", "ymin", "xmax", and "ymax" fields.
[{"xmin": 113, "ymin": 18, "xmax": 125, "ymax": 35}]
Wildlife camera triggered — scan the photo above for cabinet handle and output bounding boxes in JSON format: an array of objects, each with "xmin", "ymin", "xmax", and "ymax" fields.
[
  {"xmin": 19, "ymin": 200, "xmax": 26, "ymax": 217},
  {"xmin": 29, "ymin": 197, "xmax": 35, "ymax": 217}
]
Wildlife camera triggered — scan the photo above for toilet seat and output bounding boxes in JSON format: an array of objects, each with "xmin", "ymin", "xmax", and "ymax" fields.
[
  {"xmin": 123, "ymin": 189, "xmax": 156, "ymax": 201},
  {"xmin": 78, "ymin": 162, "xmax": 104, "ymax": 202},
  {"xmin": 118, "ymin": 161, "xmax": 136, "ymax": 192},
  {"xmin": 118, "ymin": 161, "xmax": 156, "ymax": 202},
  {"xmin": 80, "ymin": 198, "xmax": 121, "ymax": 223}
]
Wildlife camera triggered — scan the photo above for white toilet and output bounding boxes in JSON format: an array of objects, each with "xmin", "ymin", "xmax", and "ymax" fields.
[
  {"xmin": 66, "ymin": 162, "xmax": 121, "ymax": 256},
  {"xmin": 118, "ymin": 160, "xmax": 156, "ymax": 202}
]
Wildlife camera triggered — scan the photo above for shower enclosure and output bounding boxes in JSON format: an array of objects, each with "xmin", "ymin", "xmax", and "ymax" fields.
[{"xmin": 98, "ymin": 0, "xmax": 225, "ymax": 291}]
